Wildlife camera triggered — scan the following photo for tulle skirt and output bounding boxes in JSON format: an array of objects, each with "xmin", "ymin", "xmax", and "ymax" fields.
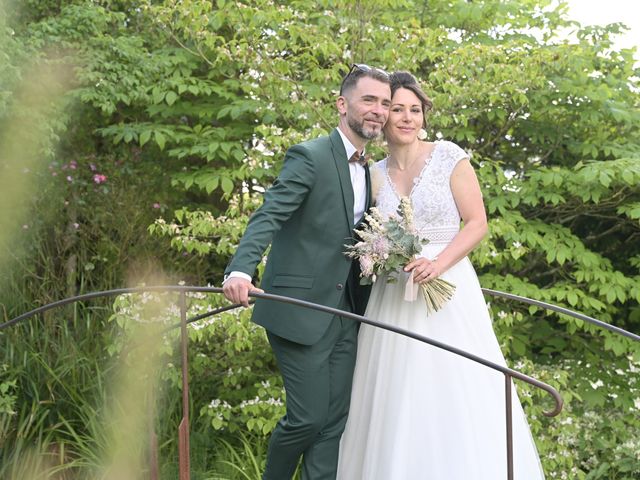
[{"xmin": 337, "ymin": 244, "xmax": 545, "ymax": 480}]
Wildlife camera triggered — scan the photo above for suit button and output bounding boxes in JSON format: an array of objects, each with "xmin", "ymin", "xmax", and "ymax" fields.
[{"xmin": 336, "ymin": 283, "xmax": 344, "ymax": 290}]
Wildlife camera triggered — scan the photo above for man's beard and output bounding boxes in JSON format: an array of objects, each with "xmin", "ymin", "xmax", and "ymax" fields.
[{"xmin": 348, "ymin": 116, "xmax": 381, "ymax": 140}]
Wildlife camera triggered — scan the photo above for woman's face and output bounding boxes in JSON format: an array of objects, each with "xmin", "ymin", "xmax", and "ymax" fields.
[{"xmin": 383, "ymin": 87, "xmax": 424, "ymax": 146}]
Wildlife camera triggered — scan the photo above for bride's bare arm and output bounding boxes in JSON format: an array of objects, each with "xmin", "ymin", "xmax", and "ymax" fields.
[{"xmin": 406, "ymin": 158, "xmax": 487, "ymax": 283}]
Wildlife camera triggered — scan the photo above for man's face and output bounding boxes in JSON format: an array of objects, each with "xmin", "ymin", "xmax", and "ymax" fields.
[{"xmin": 339, "ymin": 77, "xmax": 391, "ymax": 141}]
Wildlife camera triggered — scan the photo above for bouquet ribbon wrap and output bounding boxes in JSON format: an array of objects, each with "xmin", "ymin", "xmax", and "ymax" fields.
[{"xmin": 404, "ymin": 270, "xmax": 419, "ymax": 302}]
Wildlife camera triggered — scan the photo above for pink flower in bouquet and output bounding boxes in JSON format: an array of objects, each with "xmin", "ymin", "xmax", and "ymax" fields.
[
  {"xmin": 359, "ymin": 254, "xmax": 375, "ymax": 277},
  {"xmin": 372, "ymin": 236, "xmax": 390, "ymax": 259}
]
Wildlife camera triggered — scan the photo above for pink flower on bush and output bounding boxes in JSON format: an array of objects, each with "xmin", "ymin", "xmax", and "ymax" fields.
[
  {"xmin": 153, "ymin": 202, "xmax": 161, "ymax": 209},
  {"xmin": 93, "ymin": 174, "xmax": 107, "ymax": 184}
]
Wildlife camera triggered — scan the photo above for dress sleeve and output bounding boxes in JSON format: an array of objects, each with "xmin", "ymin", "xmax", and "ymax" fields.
[{"xmin": 441, "ymin": 141, "xmax": 471, "ymax": 176}]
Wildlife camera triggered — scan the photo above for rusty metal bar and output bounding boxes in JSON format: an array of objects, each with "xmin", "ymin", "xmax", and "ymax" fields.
[
  {"xmin": 149, "ymin": 372, "xmax": 159, "ymax": 480},
  {"xmin": 0, "ymin": 286, "xmax": 566, "ymax": 416},
  {"xmin": 5, "ymin": 285, "xmax": 637, "ymax": 343},
  {"xmin": 149, "ymin": 425, "xmax": 159, "ymax": 480},
  {"xmin": 178, "ymin": 420, "xmax": 189, "ymax": 480},
  {"xmin": 481, "ymin": 288, "xmax": 640, "ymax": 342},
  {"xmin": 249, "ymin": 291, "xmax": 564, "ymax": 417},
  {"xmin": 505, "ymin": 374, "xmax": 514, "ymax": 480},
  {"xmin": 178, "ymin": 292, "xmax": 190, "ymax": 480}
]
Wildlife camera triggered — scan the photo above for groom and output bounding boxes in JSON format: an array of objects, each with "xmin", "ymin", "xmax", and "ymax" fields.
[{"xmin": 223, "ymin": 64, "xmax": 391, "ymax": 480}]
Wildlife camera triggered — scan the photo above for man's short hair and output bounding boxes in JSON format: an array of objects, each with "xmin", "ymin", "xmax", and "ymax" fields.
[{"xmin": 339, "ymin": 64, "xmax": 390, "ymax": 96}]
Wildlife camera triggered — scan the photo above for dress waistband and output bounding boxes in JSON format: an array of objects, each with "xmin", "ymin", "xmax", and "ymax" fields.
[{"xmin": 417, "ymin": 225, "xmax": 460, "ymax": 245}]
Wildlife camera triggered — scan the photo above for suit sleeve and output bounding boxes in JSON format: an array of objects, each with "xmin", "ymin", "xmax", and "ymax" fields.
[{"xmin": 225, "ymin": 144, "xmax": 316, "ymax": 277}]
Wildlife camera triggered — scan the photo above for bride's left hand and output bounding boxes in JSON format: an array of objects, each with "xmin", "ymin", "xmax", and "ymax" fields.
[{"xmin": 404, "ymin": 257, "xmax": 441, "ymax": 284}]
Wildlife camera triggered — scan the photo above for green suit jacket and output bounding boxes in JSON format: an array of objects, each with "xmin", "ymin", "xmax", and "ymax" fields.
[{"xmin": 225, "ymin": 128, "xmax": 372, "ymax": 345}]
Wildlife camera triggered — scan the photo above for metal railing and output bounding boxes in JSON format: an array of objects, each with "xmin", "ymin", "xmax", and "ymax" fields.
[
  {"xmin": 481, "ymin": 288, "xmax": 640, "ymax": 342},
  {"xmin": 3, "ymin": 285, "xmax": 638, "ymax": 479}
]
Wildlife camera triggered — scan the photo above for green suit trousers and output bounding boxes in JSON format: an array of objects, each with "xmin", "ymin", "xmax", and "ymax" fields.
[{"xmin": 263, "ymin": 293, "xmax": 358, "ymax": 480}]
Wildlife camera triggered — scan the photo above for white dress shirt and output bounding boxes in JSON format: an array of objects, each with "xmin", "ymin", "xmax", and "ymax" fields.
[
  {"xmin": 226, "ymin": 129, "xmax": 367, "ymax": 283},
  {"xmin": 336, "ymin": 127, "xmax": 367, "ymax": 226}
]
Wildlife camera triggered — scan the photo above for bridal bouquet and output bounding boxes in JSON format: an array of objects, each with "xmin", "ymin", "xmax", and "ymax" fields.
[{"xmin": 345, "ymin": 197, "xmax": 456, "ymax": 314}]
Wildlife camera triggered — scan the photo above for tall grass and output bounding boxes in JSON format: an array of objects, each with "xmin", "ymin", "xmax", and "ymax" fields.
[
  {"xmin": 1, "ymin": 310, "xmax": 111, "ymax": 477},
  {"xmin": 1, "ymin": 310, "xmax": 280, "ymax": 480},
  {"xmin": 214, "ymin": 434, "xmax": 267, "ymax": 480},
  {"xmin": 1, "ymin": 292, "xmax": 173, "ymax": 479}
]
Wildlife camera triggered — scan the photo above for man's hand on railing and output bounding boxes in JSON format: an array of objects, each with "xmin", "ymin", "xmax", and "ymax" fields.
[{"xmin": 222, "ymin": 277, "xmax": 264, "ymax": 307}]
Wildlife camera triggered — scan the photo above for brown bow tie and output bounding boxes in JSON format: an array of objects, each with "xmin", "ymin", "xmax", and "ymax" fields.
[{"xmin": 349, "ymin": 151, "xmax": 367, "ymax": 166}]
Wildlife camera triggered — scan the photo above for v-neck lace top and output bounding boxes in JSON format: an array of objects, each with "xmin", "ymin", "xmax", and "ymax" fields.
[{"xmin": 374, "ymin": 140, "xmax": 470, "ymax": 244}]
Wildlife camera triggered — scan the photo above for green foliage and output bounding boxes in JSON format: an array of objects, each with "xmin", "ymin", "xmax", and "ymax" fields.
[
  {"xmin": 110, "ymin": 290, "xmax": 284, "ymax": 436},
  {"xmin": 0, "ymin": 364, "xmax": 17, "ymax": 415},
  {"xmin": 1, "ymin": 0, "xmax": 639, "ymax": 477},
  {"xmin": 516, "ymin": 357, "xmax": 640, "ymax": 479},
  {"xmin": 0, "ymin": 151, "xmax": 201, "ymax": 318},
  {"xmin": 213, "ymin": 433, "xmax": 269, "ymax": 480}
]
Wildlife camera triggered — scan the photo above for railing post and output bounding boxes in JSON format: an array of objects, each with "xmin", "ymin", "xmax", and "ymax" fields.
[
  {"xmin": 505, "ymin": 374, "xmax": 514, "ymax": 480},
  {"xmin": 178, "ymin": 292, "xmax": 190, "ymax": 480},
  {"xmin": 149, "ymin": 384, "xmax": 160, "ymax": 480}
]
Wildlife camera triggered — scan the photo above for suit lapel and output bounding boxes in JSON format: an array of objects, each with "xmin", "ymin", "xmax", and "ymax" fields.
[{"xmin": 330, "ymin": 129, "xmax": 355, "ymax": 228}]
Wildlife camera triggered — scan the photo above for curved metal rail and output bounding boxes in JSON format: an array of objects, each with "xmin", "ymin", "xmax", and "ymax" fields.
[
  {"xmin": 0, "ymin": 286, "xmax": 565, "ymax": 412},
  {"xmin": 2, "ymin": 285, "xmax": 637, "ymax": 479},
  {"xmin": 481, "ymin": 288, "xmax": 640, "ymax": 342}
]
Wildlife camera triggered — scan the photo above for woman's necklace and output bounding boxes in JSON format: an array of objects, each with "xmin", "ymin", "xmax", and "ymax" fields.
[
  {"xmin": 388, "ymin": 155, "xmax": 417, "ymax": 172},
  {"xmin": 388, "ymin": 145, "xmax": 429, "ymax": 171}
]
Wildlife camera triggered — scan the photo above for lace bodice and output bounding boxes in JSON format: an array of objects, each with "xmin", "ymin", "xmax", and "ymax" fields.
[{"xmin": 373, "ymin": 140, "xmax": 469, "ymax": 244}]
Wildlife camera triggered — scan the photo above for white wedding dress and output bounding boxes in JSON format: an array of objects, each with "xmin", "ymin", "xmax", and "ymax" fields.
[{"xmin": 337, "ymin": 141, "xmax": 545, "ymax": 480}]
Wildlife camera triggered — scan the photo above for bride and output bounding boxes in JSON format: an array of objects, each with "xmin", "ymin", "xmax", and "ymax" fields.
[{"xmin": 336, "ymin": 72, "xmax": 545, "ymax": 479}]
